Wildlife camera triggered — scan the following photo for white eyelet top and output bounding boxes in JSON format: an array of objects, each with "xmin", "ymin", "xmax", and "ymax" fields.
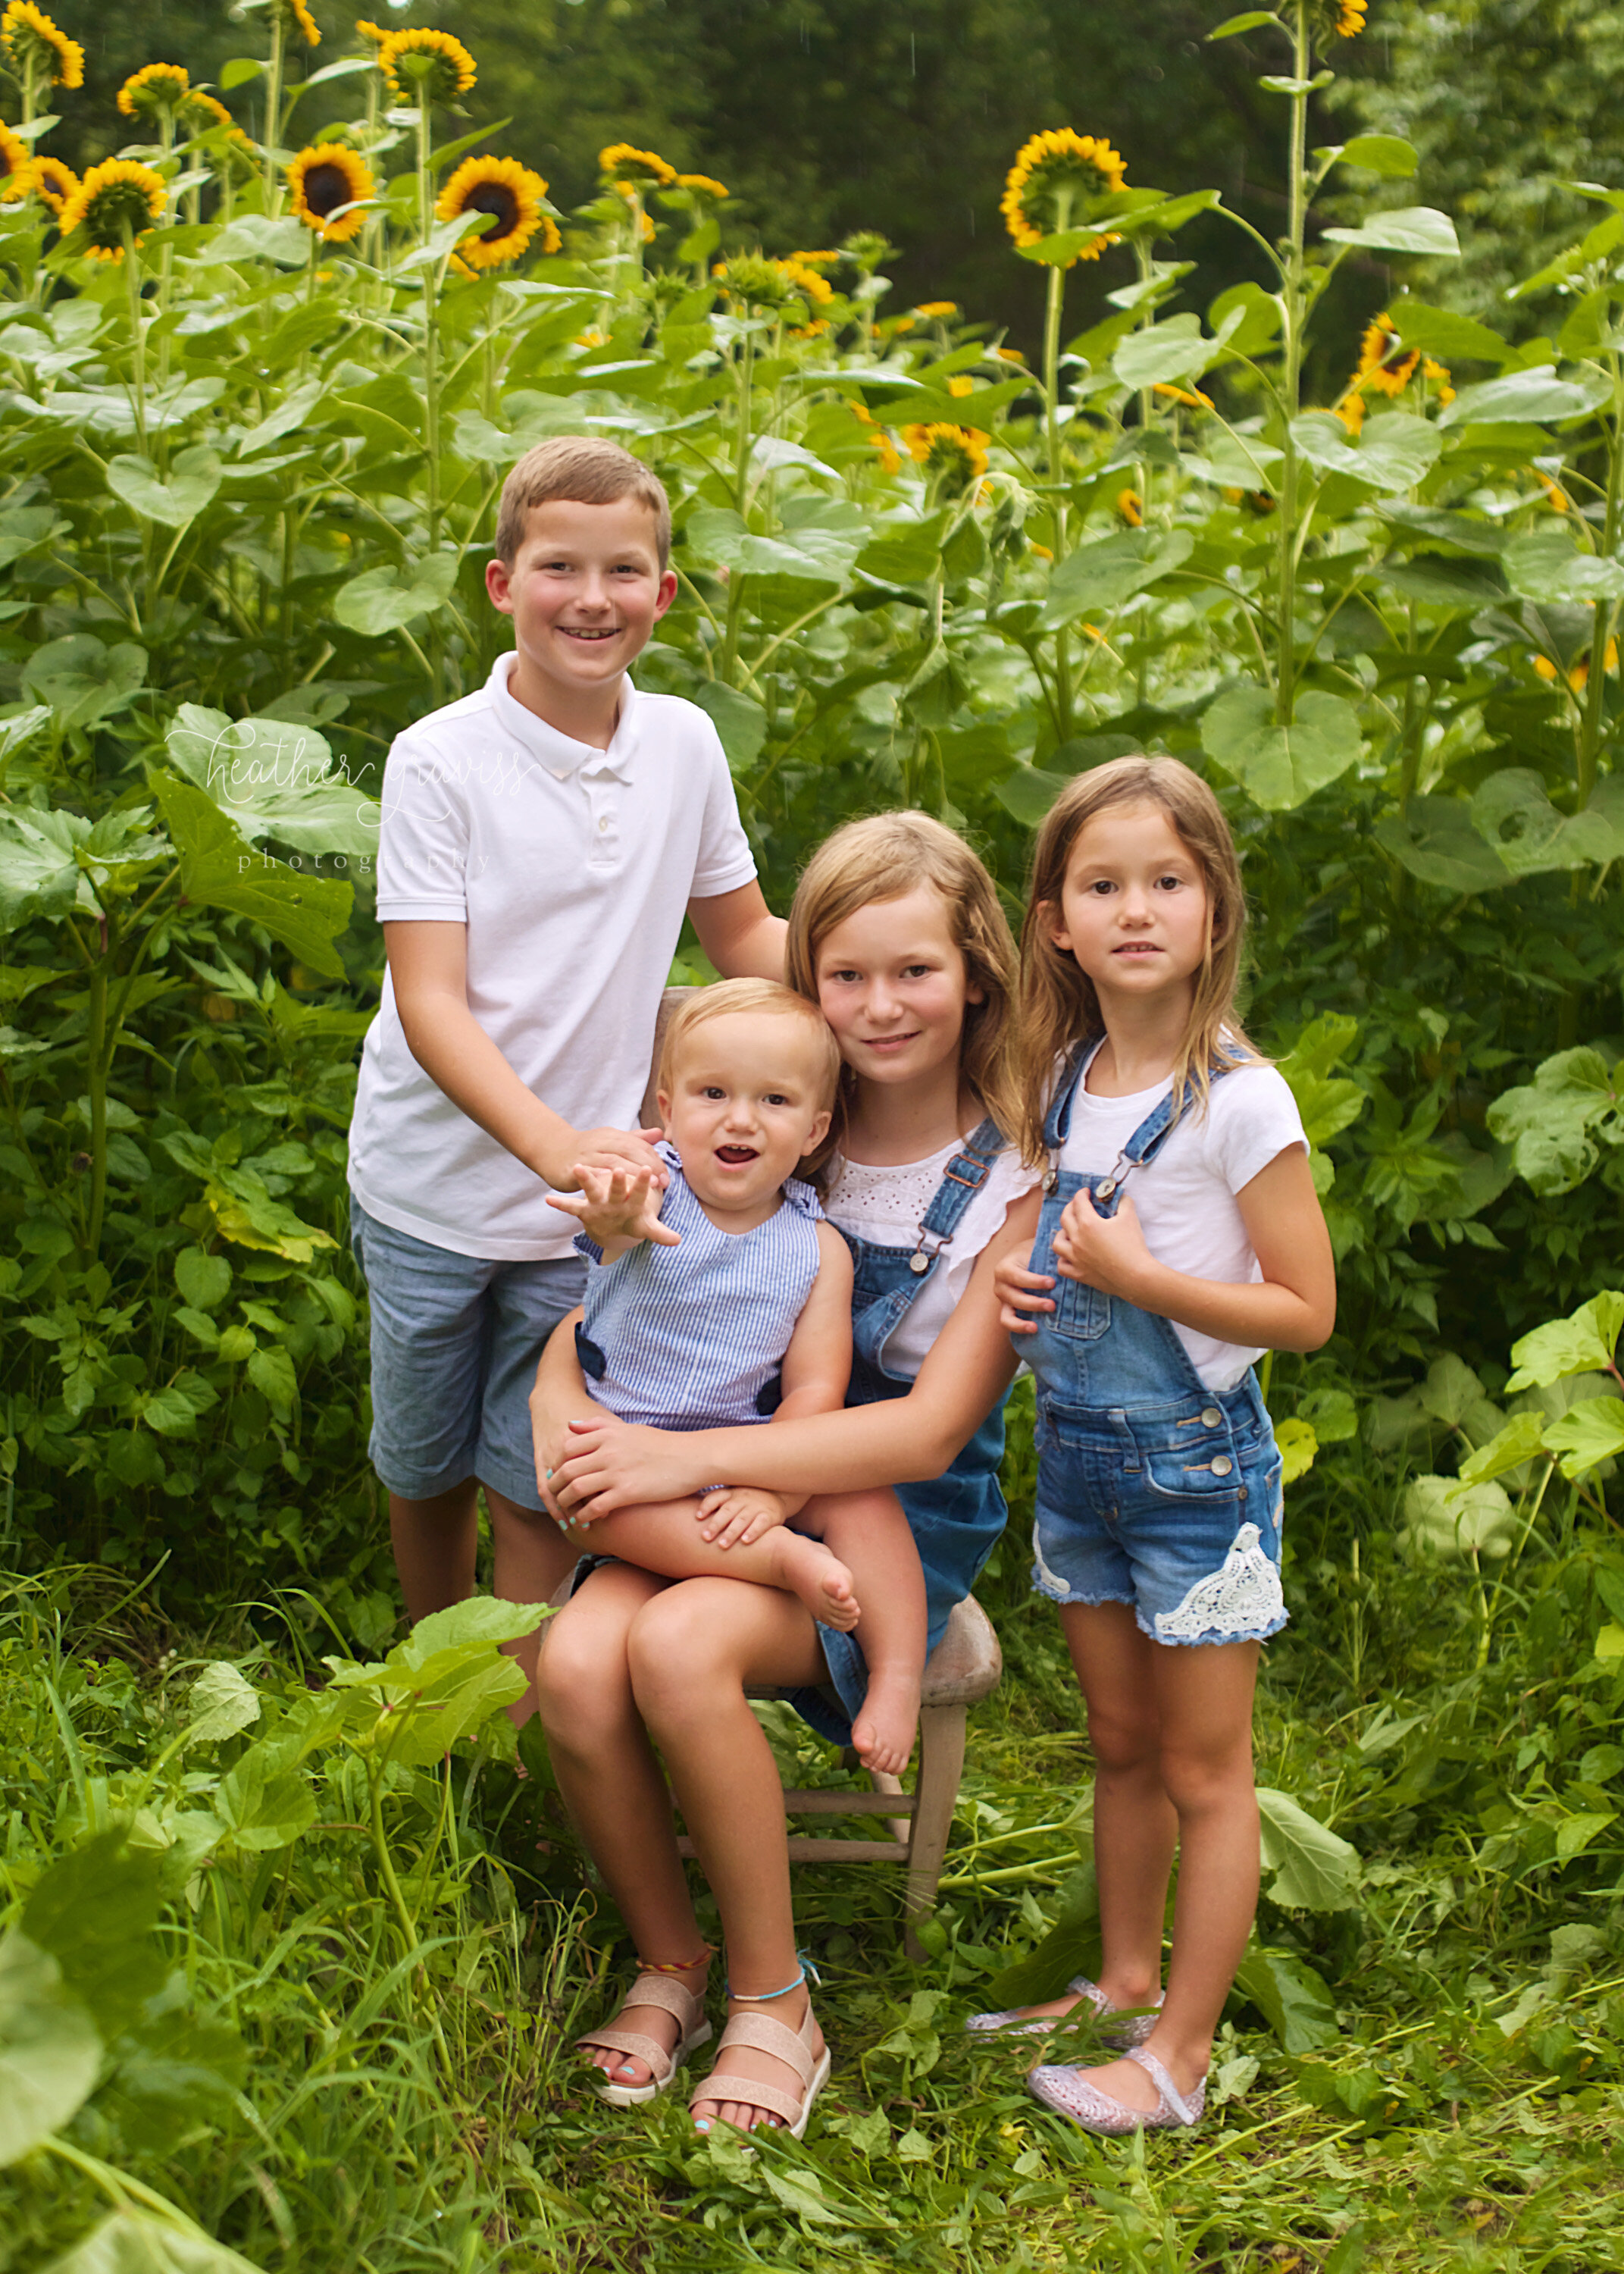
[{"xmin": 824, "ymin": 1138, "xmax": 1040, "ymax": 1376}]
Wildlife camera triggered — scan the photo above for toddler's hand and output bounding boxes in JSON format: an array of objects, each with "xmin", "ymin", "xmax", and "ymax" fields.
[
  {"xmin": 994, "ymin": 1248, "xmax": 1056, "ymax": 1336},
  {"xmin": 696, "ymin": 1486, "xmax": 789, "ymax": 1548},
  {"xmin": 546, "ymin": 1160, "xmax": 681, "ymax": 1249}
]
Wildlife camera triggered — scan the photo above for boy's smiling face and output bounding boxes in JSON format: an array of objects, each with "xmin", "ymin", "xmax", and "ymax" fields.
[{"xmin": 485, "ymin": 494, "xmax": 677, "ymax": 741}]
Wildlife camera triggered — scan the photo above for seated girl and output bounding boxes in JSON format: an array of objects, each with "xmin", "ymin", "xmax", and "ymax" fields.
[{"xmin": 547, "ymin": 977, "xmax": 929, "ymax": 1775}]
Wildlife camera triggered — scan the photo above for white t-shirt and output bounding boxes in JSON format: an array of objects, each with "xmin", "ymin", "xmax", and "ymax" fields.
[
  {"xmin": 824, "ymin": 1138, "xmax": 1041, "ymax": 1377},
  {"xmin": 1057, "ymin": 1054, "xmax": 1306, "ymax": 1391},
  {"xmin": 348, "ymin": 653, "xmax": 758, "ymax": 1261}
]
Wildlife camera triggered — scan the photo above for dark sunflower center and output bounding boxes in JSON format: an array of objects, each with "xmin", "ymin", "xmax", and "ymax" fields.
[
  {"xmin": 464, "ymin": 182, "xmax": 518, "ymax": 235},
  {"xmin": 303, "ymin": 163, "xmax": 352, "ymax": 218}
]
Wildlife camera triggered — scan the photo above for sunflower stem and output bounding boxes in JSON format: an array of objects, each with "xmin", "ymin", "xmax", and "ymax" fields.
[
  {"xmin": 1041, "ymin": 190, "xmax": 1073, "ymax": 738},
  {"xmin": 262, "ymin": 12, "xmax": 285, "ymax": 208},
  {"xmin": 1576, "ymin": 343, "xmax": 1624, "ymax": 809},
  {"xmin": 121, "ymin": 220, "xmax": 147, "ymax": 458},
  {"xmin": 1274, "ymin": 0, "xmax": 1312, "ymax": 726},
  {"xmin": 417, "ymin": 99, "xmax": 441, "ymax": 561}
]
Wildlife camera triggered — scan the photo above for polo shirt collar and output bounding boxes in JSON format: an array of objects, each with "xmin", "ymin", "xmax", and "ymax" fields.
[{"xmin": 488, "ymin": 651, "xmax": 639, "ymax": 783}]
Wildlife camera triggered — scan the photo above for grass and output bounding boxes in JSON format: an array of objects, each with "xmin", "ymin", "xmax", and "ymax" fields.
[{"xmin": 2, "ymin": 1402, "xmax": 1622, "ymax": 2273}]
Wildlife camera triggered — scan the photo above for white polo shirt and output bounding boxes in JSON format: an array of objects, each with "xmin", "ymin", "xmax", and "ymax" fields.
[{"xmin": 348, "ymin": 652, "xmax": 758, "ymax": 1261}]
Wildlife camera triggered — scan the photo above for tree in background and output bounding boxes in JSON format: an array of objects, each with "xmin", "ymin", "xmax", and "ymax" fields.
[{"xmin": 1336, "ymin": 0, "xmax": 1624, "ymax": 325}]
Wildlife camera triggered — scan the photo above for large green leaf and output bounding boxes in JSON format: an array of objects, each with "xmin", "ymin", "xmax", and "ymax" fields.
[
  {"xmin": 105, "ymin": 448, "xmax": 223, "ymax": 532},
  {"xmin": 1383, "ymin": 297, "xmax": 1512, "ymax": 366},
  {"xmin": 1232, "ymin": 1945, "xmax": 1338, "ymax": 2052},
  {"xmin": 1200, "ymin": 685, "xmax": 1361, "ymax": 811},
  {"xmin": 1112, "ymin": 314, "xmax": 1217, "ymax": 392},
  {"xmin": 693, "ymin": 682, "xmax": 768, "ymax": 774},
  {"xmin": 333, "ymin": 553, "xmax": 461, "ymax": 637},
  {"xmin": 686, "ymin": 503, "xmax": 863, "ymax": 584},
  {"xmin": 1507, "ymin": 1289, "xmax": 1624, "ymax": 1389},
  {"xmin": 0, "ymin": 808, "xmax": 81, "ymax": 934},
  {"xmin": 1321, "ymin": 206, "xmax": 1460, "ymax": 258},
  {"xmin": 1291, "ymin": 411, "xmax": 1441, "ymax": 493},
  {"xmin": 1489, "ymin": 1051, "xmax": 1624, "ymax": 1196},
  {"xmin": 0, "ymin": 1932, "xmax": 102, "ymax": 2166},
  {"xmin": 184, "ymin": 1664, "xmax": 261, "ymax": 1747},
  {"xmin": 1542, "ymin": 1397, "xmax": 1624, "ymax": 1481},
  {"xmin": 1402, "ymin": 1475, "xmax": 1517, "ymax": 1559},
  {"xmin": 1338, "ymin": 136, "xmax": 1419, "ymax": 179},
  {"xmin": 1256, "ymin": 1790, "xmax": 1361, "ymax": 1909},
  {"xmin": 1039, "ymin": 528, "xmax": 1194, "ymax": 629},
  {"xmin": 151, "ymin": 776, "xmax": 352, "ymax": 979},
  {"xmin": 1503, "ymin": 528, "xmax": 1624, "ymax": 606},
  {"xmin": 166, "ymin": 706, "xmax": 379, "ymax": 858},
  {"xmin": 1438, "ymin": 364, "xmax": 1611, "ymax": 429},
  {"xmin": 1472, "ymin": 767, "xmax": 1622, "ymax": 875},
  {"xmin": 214, "ymin": 1740, "xmax": 317, "ymax": 1852},
  {"xmin": 1373, "ymin": 796, "xmax": 1514, "ymax": 894},
  {"xmin": 39, "ymin": 2211, "xmax": 268, "ymax": 2274},
  {"xmin": 23, "ymin": 636, "xmax": 147, "ymax": 734}
]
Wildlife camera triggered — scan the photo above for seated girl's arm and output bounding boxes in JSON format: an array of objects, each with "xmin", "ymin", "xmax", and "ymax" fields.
[
  {"xmin": 551, "ymin": 1189, "xmax": 1038, "ymax": 1521},
  {"xmin": 696, "ymin": 1220, "xmax": 854, "ymax": 1547},
  {"xmin": 530, "ymin": 1308, "xmax": 613, "ymax": 1515},
  {"xmin": 1051, "ymin": 1143, "xmax": 1335, "ymax": 1352}
]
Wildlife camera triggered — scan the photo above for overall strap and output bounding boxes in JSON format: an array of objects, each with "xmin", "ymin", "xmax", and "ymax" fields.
[
  {"xmin": 909, "ymin": 1117, "xmax": 1005, "ymax": 1276},
  {"xmin": 1090, "ymin": 1059, "xmax": 1245, "ymax": 1208}
]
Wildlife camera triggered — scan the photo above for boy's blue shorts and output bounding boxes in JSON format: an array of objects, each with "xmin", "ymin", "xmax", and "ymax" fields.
[{"xmin": 349, "ymin": 1196, "xmax": 586, "ymax": 1511}]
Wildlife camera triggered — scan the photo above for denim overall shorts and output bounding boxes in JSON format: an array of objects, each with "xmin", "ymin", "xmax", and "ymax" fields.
[
  {"xmin": 1025, "ymin": 1054, "xmax": 1287, "ymax": 1648},
  {"xmin": 787, "ymin": 1119, "xmax": 1014, "ymax": 1746}
]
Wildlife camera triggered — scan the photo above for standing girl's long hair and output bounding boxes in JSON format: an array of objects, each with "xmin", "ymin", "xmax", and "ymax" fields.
[
  {"xmin": 786, "ymin": 810, "xmax": 1024, "ymax": 1160},
  {"xmin": 1015, "ymin": 756, "xmax": 1258, "ymax": 1161}
]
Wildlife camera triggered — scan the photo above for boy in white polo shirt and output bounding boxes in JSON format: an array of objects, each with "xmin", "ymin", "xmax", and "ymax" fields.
[{"xmin": 347, "ymin": 437, "xmax": 784, "ymax": 1704}]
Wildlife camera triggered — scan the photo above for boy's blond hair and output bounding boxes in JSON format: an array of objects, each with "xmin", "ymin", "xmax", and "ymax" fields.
[
  {"xmin": 494, "ymin": 436, "xmax": 671, "ymax": 568},
  {"xmin": 658, "ymin": 979, "xmax": 842, "ymax": 1115}
]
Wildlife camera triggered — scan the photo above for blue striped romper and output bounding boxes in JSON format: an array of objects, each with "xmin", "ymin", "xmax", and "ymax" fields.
[{"xmin": 572, "ymin": 1142, "xmax": 824, "ymax": 1430}]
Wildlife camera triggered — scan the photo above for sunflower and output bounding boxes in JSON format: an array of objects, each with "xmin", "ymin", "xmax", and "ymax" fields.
[
  {"xmin": 1351, "ymin": 312, "xmax": 1421, "ymax": 401},
  {"xmin": 437, "ymin": 154, "xmax": 555, "ymax": 267},
  {"xmin": 354, "ymin": 17, "xmax": 388, "ymax": 46},
  {"xmin": 271, "ymin": 0, "xmax": 321, "ymax": 48},
  {"xmin": 0, "ymin": 117, "xmax": 31, "ymax": 200},
  {"xmin": 790, "ymin": 249, "xmax": 839, "ymax": 268},
  {"xmin": 1535, "ymin": 468, "xmax": 1571, "ymax": 513},
  {"xmin": 1116, "ymin": 490, "xmax": 1144, "ymax": 527},
  {"xmin": 675, "ymin": 172, "xmax": 729, "ymax": 200},
  {"xmin": 915, "ymin": 299, "xmax": 958, "ymax": 318},
  {"xmin": 0, "ymin": 1, "xmax": 82, "ymax": 89},
  {"xmin": 1002, "ymin": 128, "xmax": 1127, "ymax": 262},
  {"xmin": 948, "ymin": 374, "xmax": 975, "ymax": 397},
  {"xmin": 183, "ymin": 89, "xmax": 253, "ymax": 149},
  {"xmin": 117, "ymin": 61, "xmax": 189, "ymax": 120},
  {"xmin": 598, "ymin": 143, "xmax": 676, "ymax": 192},
  {"xmin": 1154, "ymin": 382, "xmax": 1213, "ymax": 411},
  {"xmin": 58, "ymin": 156, "xmax": 166, "ymax": 259},
  {"xmin": 378, "ymin": 25, "xmax": 475, "ymax": 103},
  {"xmin": 287, "ymin": 143, "xmax": 374, "ymax": 242},
  {"xmin": 1423, "ymin": 356, "xmax": 1454, "ymax": 407},
  {"xmin": 30, "ymin": 152, "xmax": 75, "ymax": 213},
  {"xmin": 1333, "ymin": 389, "xmax": 1365, "ymax": 436},
  {"xmin": 780, "ymin": 257, "xmax": 834, "ymax": 306},
  {"xmin": 903, "ymin": 421, "xmax": 989, "ymax": 493}
]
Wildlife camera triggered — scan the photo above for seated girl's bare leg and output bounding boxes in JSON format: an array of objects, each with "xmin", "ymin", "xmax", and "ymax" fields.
[
  {"xmin": 803, "ymin": 1488, "xmax": 926, "ymax": 1774},
  {"xmin": 579, "ymin": 1497, "xmax": 860, "ymax": 1632},
  {"xmin": 535, "ymin": 1564, "xmax": 712, "ymax": 2090},
  {"xmin": 628, "ymin": 1578, "xmax": 830, "ymax": 2134}
]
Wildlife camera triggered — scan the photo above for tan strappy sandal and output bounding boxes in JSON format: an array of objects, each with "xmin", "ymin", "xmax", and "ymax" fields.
[
  {"xmin": 576, "ymin": 1968, "xmax": 713, "ymax": 2108},
  {"xmin": 689, "ymin": 2001, "xmax": 831, "ymax": 2140}
]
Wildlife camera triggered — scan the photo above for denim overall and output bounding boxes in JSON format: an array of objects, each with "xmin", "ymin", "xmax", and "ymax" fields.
[
  {"xmin": 1024, "ymin": 1051, "xmax": 1286, "ymax": 1647},
  {"xmin": 788, "ymin": 1119, "xmax": 1014, "ymax": 1746}
]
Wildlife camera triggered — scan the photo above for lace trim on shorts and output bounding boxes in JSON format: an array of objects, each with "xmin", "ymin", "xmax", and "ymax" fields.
[{"xmin": 1153, "ymin": 1521, "xmax": 1283, "ymax": 1643}]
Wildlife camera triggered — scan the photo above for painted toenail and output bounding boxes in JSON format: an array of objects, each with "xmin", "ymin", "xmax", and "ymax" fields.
[{"xmin": 693, "ymin": 2119, "xmax": 710, "ymax": 2131}]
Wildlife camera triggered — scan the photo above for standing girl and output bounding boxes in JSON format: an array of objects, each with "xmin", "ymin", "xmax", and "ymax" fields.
[
  {"xmin": 535, "ymin": 813, "xmax": 1040, "ymax": 2135},
  {"xmin": 983, "ymin": 755, "xmax": 1335, "ymax": 2133}
]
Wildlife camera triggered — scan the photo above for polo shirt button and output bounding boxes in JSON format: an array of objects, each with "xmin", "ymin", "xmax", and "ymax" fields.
[
  {"xmin": 1211, "ymin": 1455, "xmax": 1234, "ymax": 1477},
  {"xmin": 598, "ymin": 817, "xmax": 609, "ymax": 831},
  {"xmin": 1201, "ymin": 1405, "xmax": 1222, "ymax": 1427}
]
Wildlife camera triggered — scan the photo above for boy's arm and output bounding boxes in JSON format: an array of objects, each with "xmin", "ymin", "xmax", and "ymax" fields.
[
  {"xmin": 687, "ymin": 881, "xmax": 787, "ymax": 982},
  {"xmin": 386, "ymin": 921, "xmax": 665, "ymax": 1194}
]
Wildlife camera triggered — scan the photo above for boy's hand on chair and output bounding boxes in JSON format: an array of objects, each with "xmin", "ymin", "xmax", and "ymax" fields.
[
  {"xmin": 696, "ymin": 1486, "xmax": 789, "ymax": 1548},
  {"xmin": 1053, "ymin": 1189, "xmax": 1153, "ymax": 1301},
  {"xmin": 546, "ymin": 1160, "xmax": 681, "ymax": 1249},
  {"xmin": 994, "ymin": 1248, "xmax": 1056, "ymax": 1335}
]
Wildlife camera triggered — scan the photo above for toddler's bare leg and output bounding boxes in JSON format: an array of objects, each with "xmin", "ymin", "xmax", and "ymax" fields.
[
  {"xmin": 802, "ymin": 1488, "xmax": 925, "ymax": 1774},
  {"xmin": 576, "ymin": 1498, "xmax": 861, "ymax": 1633}
]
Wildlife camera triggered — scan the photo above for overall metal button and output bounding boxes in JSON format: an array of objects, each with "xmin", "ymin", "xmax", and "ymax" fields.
[
  {"xmin": 909, "ymin": 1253, "xmax": 930, "ymax": 1274},
  {"xmin": 1200, "ymin": 1405, "xmax": 1222, "ymax": 1428},
  {"xmin": 1210, "ymin": 1454, "xmax": 1234, "ymax": 1478}
]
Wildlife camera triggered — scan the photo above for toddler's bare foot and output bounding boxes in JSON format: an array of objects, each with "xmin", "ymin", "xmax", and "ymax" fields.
[
  {"xmin": 773, "ymin": 1533, "xmax": 861, "ymax": 1632},
  {"xmin": 850, "ymin": 1664, "xmax": 921, "ymax": 1775}
]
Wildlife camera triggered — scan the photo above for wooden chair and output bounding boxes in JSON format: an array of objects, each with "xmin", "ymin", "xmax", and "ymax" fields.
[{"xmin": 578, "ymin": 982, "xmax": 1006, "ymax": 1957}]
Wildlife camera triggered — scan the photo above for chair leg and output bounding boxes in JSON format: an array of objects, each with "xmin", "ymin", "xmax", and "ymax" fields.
[{"xmin": 903, "ymin": 1701, "xmax": 965, "ymax": 1961}]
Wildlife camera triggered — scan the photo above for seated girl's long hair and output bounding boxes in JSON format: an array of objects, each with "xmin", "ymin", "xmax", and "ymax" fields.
[{"xmin": 786, "ymin": 810, "xmax": 1024, "ymax": 1163}]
